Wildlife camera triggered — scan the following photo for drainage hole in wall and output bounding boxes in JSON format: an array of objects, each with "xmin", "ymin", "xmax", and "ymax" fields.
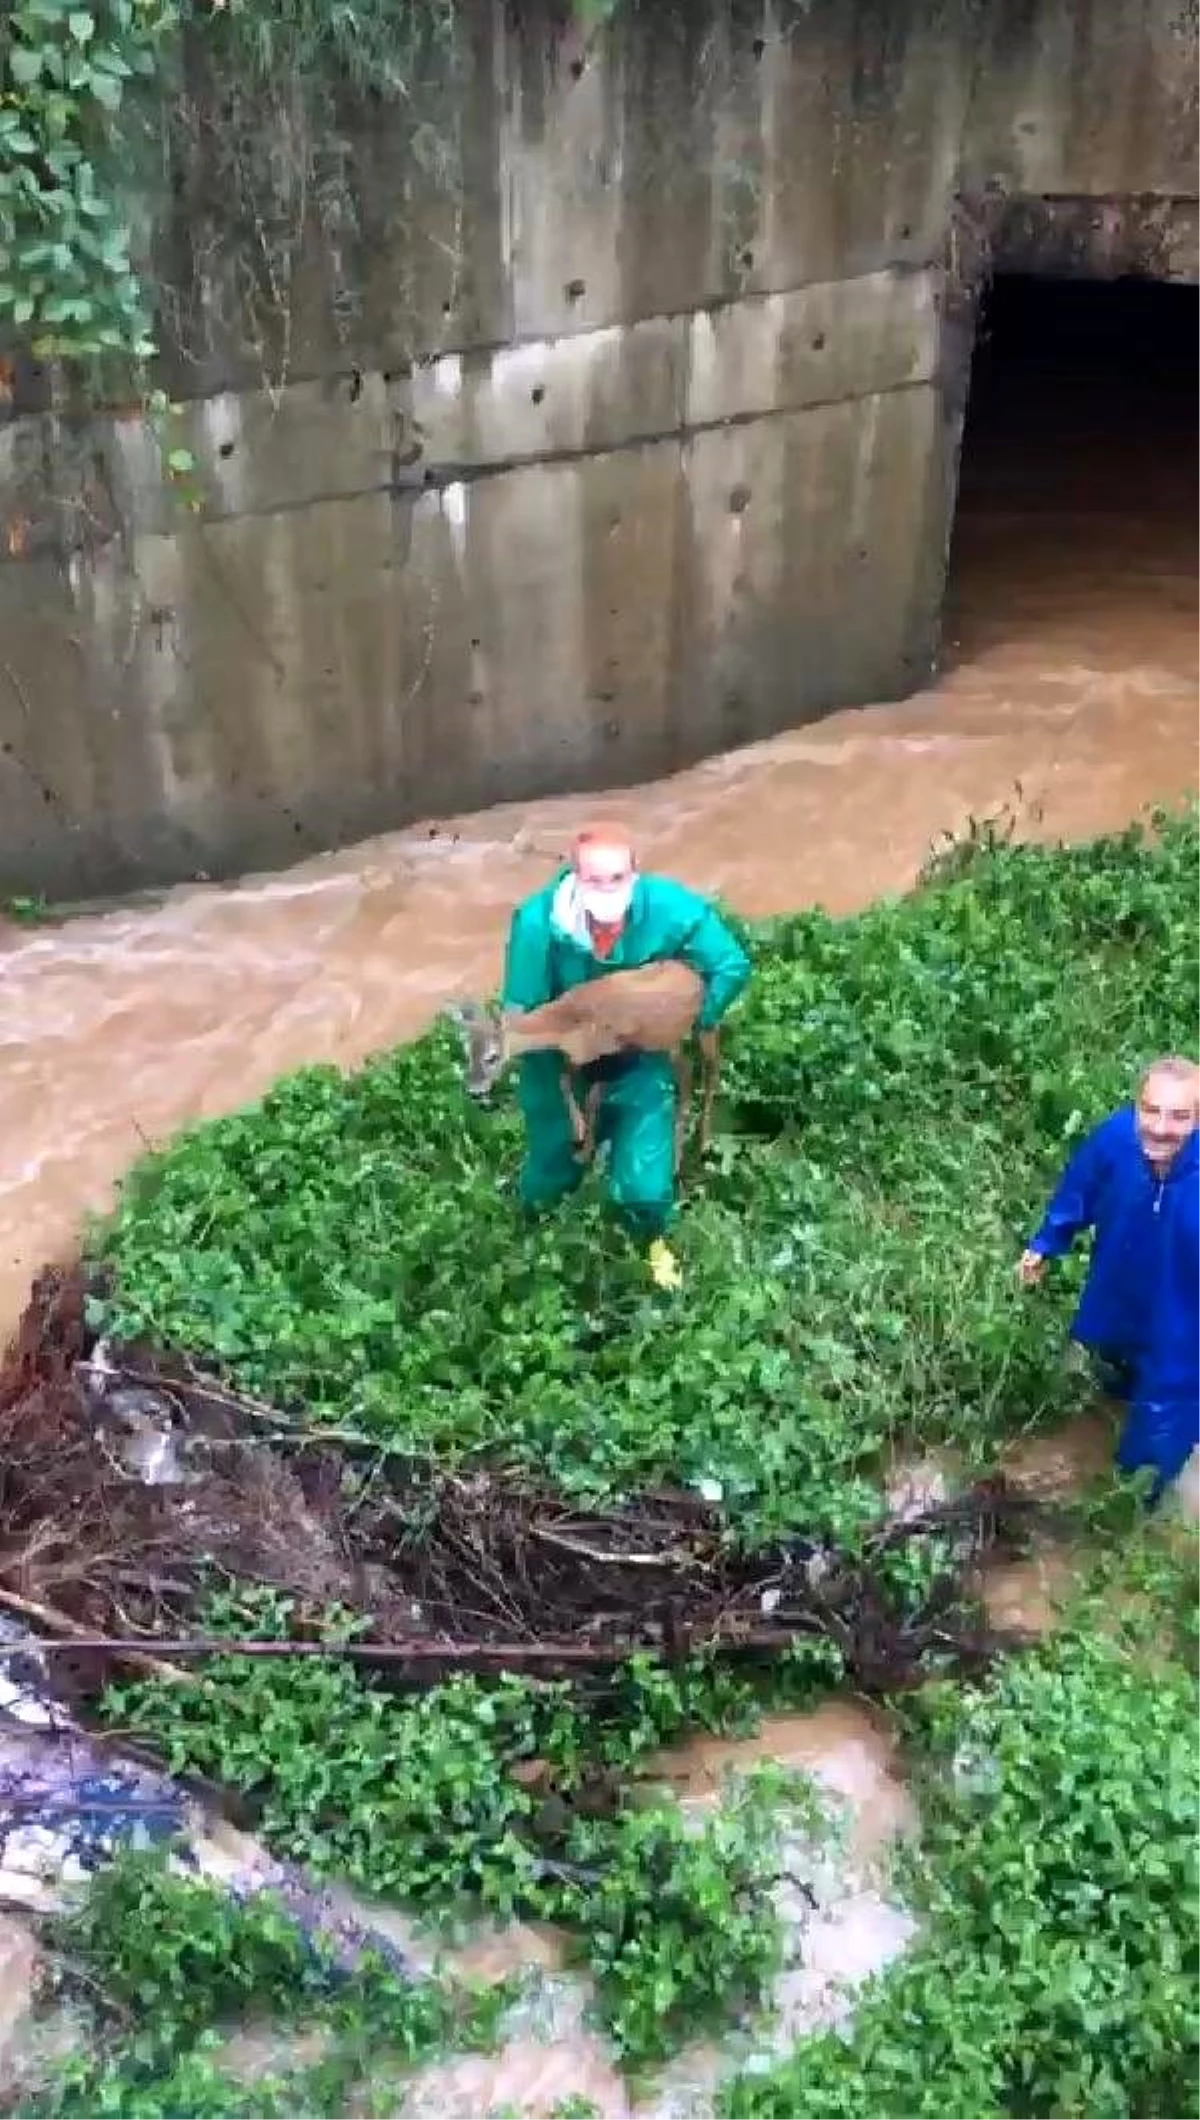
[
  {"xmin": 729, "ymin": 483, "xmax": 752, "ymax": 514},
  {"xmin": 531, "ymin": 384, "xmax": 546, "ymax": 404},
  {"xmin": 811, "ymin": 333, "xmax": 826, "ymax": 351},
  {"xmin": 752, "ymin": 35, "xmax": 765, "ymax": 58},
  {"xmin": 565, "ymin": 277, "xmax": 586, "ymax": 301},
  {"xmin": 218, "ymin": 441, "xmax": 235, "ymax": 459}
]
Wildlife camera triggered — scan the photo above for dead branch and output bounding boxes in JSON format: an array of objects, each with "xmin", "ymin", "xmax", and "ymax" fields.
[
  {"xmin": 0, "ymin": 1263, "xmax": 1054, "ymax": 1712},
  {"xmin": 0, "ymin": 1625, "xmax": 910, "ymax": 1669},
  {"xmin": 528, "ymin": 1523, "xmax": 680, "ymax": 1567},
  {"xmin": 0, "ymin": 1584, "xmax": 193, "ymax": 1690}
]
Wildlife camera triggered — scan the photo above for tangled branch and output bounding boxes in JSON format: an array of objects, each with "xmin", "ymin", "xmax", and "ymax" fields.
[{"xmin": 2, "ymin": 1265, "xmax": 1052, "ymax": 1710}]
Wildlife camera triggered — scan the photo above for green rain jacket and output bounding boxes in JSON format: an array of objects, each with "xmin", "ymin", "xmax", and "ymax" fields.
[
  {"xmin": 501, "ymin": 868, "xmax": 751, "ymax": 1029},
  {"xmin": 500, "ymin": 870, "xmax": 751, "ymax": 1224}
]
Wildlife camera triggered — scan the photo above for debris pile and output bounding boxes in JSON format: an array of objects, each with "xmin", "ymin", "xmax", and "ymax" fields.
[{"xmin": 1, "ymin": 1266, "xmax": 1051, "ymax": 1701}]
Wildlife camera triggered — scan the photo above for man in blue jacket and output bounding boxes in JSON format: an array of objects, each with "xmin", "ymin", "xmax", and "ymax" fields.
[{"xmin": 1018, "ymin": 1055, "xmax": 1199, "ymax": 1502}]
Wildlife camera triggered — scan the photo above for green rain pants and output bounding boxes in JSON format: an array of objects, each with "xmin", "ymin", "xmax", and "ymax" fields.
[{"xmin": 516, "ymin": 1051, "xmax": 677, "ymax": 1239}]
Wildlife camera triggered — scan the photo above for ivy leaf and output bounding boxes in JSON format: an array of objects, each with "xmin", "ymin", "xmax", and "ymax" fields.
[
  {"xmin": 88, "ymin": 69, "xmax": 124, "ymax": 111},
  {"xmin": 0, "ymin": 106, "xmax": 39, "ymax": 148},
  {"xmin": 89, "ymin": 46, "xmax": 132, "ymax": 77},
  {"xmin": 68, "ymin": 9, "xmax": 95, "ymax": 40},
  {"xmin": 7, "ymin": 46, "xmax": 45, "ymax": 85},
  {"xmin": 167, "ymin": 447, "xmax": 196, "ymax": 475}
]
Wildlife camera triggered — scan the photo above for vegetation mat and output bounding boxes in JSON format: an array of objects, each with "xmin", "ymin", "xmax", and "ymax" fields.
[{"xmin": 0, "ymin": 808, "xmax": 1196, "ymax": 2117}]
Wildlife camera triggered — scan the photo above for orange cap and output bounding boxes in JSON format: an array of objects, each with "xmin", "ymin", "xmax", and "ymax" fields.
[{"xmin": 572, "ymin": 821, "xmax": 635, "ymax": 871}]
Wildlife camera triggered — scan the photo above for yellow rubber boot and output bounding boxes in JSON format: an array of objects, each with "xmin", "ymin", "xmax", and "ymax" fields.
[{"xmin": 648, "ymin": 1238, "xmax": 682, "ymax": 1290}]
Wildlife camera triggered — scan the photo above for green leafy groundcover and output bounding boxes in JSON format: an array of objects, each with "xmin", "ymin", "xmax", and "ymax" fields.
[
  {"xmin": 36, "ymin": 1601, "xmax": 818, "ymax": 2108},
  {"xmin": 58, "ymin": 811, "xmax": 1199, "ymax": 2115},
  {"xmin": 721, "ymin": 1538, "xmax": 1200, "ymax": 2120},
  {"xmin": 93, "ymin": 1587, "xmax": 828, "ymax": 2079},
  {"xmin": 29, "ymin": 1848, "xmax": 517, "ymax": 2119},
  {"xmin": 95, "ymin": 809, "xmax": 1198, "ymax": 1549},
  {"xmin": 35, "ymin": 1540, "xmax": 1199, "ymax": 2119}
]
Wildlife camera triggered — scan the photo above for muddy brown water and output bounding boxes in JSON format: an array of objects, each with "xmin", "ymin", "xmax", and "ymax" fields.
[
  {"xmin": 1, "ymin": 424, "xmax": 1196, "ymax": 1342},
  {"xmin": 7, "ymin": 523, "xmax": 1200, "ymax": 1348},
  {"xmin": 1, "ymin": 348, "xmax": 1197, "ymax": 2110}
]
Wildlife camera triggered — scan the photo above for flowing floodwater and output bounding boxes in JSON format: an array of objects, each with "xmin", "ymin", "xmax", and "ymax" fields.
[
  {"xmin": 400, "ymin": 1703, "xmax": 921, "ymax": 2120},
  {"xmin": 1, "ymin": 287, "xmax": 1197, "ymax": 2109},
  {"xmin": 1, "ymin": 391, "xmax": 1196, "ymax": 1344}
]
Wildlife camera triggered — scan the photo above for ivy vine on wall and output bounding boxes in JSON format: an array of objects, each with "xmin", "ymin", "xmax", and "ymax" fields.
[
  {"xmin": 0, "ymin": 0, "xmax": 624, "ymax": 379},
  {"xmin": 0, "ymin": 0, "xmax": 173, "ymax": 360}
]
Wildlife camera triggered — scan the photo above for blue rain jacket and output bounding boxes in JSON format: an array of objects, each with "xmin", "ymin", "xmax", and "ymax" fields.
[{"xmin": 1029, "ymin": 1106, "xmax": 1199, "ymax": 1446}]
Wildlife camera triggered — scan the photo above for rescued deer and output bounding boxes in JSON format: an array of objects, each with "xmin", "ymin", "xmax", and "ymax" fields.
[{"xmin": 446, "ymin": 961, "xmax": 720, "ymax": 1174}]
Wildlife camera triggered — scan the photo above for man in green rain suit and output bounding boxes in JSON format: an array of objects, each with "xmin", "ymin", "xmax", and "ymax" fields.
[{"xmin": 501, "ymin": 822, "xmax": 751, "ymax": 1254}]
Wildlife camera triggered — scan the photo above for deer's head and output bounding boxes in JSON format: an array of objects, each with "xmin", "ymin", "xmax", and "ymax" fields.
[{"xmin": 444, "ymin": 1001, "xmax": 509, "ymax": 1099}]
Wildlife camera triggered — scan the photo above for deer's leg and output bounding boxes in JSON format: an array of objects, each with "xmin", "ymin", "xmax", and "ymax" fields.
[
  {"xmin": 562, "ymin": 1067, "xmax": 604, "ymax": 1166},
  {"xmin": 561, "ymin": 1069, "xmax": 589, "ymax": 1154},
  {"xmin": 579, "ymin": 1082, "xmax": 603, "ymax": 1165},
  {"xmin": 697, "ymin": 1028, "xmax": 720, "ymax": 1155},
  {"xmin": 672, "ymin": 1050, "xmax": 693, "ymax": 1177}
]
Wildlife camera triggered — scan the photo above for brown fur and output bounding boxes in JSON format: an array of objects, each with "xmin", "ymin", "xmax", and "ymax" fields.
[{"xmin": 449, "ymin": 960, "xmax": 720, "ymax": 1173}]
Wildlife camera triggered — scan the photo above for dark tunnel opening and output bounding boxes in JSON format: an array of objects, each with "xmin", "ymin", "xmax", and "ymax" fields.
[{"xmin": 945, "ymin": 274, "xmax": 1199, "ymax": 673}]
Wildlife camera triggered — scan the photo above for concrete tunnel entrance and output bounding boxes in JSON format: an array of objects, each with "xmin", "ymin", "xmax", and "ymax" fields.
[{"xmin": 944, "ymin": 272, "xmax": 1199, "ymax": 681}]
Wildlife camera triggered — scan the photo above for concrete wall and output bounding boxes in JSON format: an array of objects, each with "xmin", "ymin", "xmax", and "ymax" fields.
[{"xmin": 0, "ymin": 0, "xmax": 1196, "ymax": 897}]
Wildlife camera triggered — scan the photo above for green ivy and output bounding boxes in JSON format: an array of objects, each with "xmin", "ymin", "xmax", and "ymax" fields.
[
  {"xmin": 2, "ymin": 889, "xmax": 52, "ymax": 923},
  {"xmin": 0, "ymin": 0, "xmax": 171, "ymax": 359},
  {"xmin": 26, "ymin": 1847, "xmax": 514, "ymax": 2117},
  {"xmin": 83, "ymin": 1548, "xmax": 1200, "ymax": 2108},
  {"xmin": 553, "ymin": 1764, "xmax": 815, "ymax": 2067},
  {"xmin": 41, "ymin": 810, "xmax": 1200, "ymax": 2110},
  {"xmin": 721, "ymin": 1544, "xmax": 1200, "ymax": 2120},
  {"xmin": 102, "ymin": 1588, "xmax": 547, "ymax": 1923},
  {"xmin": 92, "ymin": 808, "xmax": 1198, "ymax": 1551},
  {"xmin": 0, "ymin": 0, "xmax": 621, "ymax": 369},
  {"xmin": 96, "ymin": 1585, "xmax": 820, "ymax": 2073}
]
